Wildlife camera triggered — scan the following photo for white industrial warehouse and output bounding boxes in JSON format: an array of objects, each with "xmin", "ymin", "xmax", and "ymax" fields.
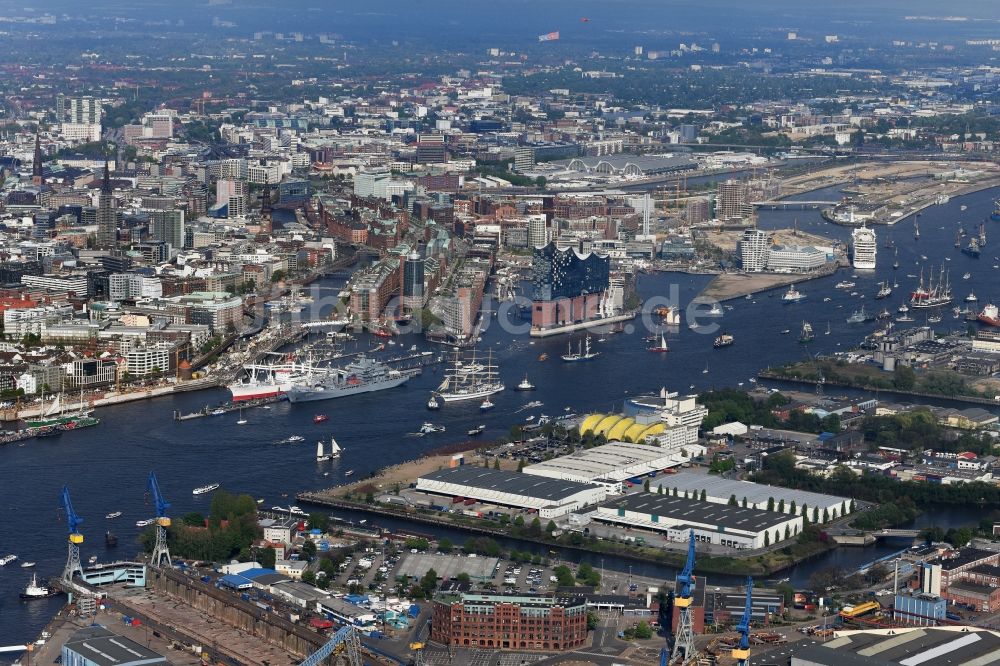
[
  {"xmin": 594, "ymin": 493, "xmax": 803, "ymax": 550},
  {"xmin": 653, "ymin": 472, "xmax": 853, "ymax": 522},
  {"xmin": 522, "ymin": 440, "xmax": 706, "ymax": 486},
  {"xmin": 415, "ymin": 466, "xmax": 608, "ymax": 518}
]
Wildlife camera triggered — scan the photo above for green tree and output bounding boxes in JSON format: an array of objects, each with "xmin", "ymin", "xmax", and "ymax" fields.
[
  {"xmin": 456, "ymin": 572, "xmax": 471, "ymax": 584},
  {"xmin": 553, "ymin": 565, "xmax": 575, "ymax": 587},
  {"xmin": 777, "ymin": 499, "xmax": 785, "ymax": 513},
  {"xmin": 181, "ymin": 512, "xmax": 205, "ymax": 527},
  {"xmin": 893, "ymin": 365, "xmax": 916, "ymax": 391},
  {"xmin": 790, "ymin": 500, "xmax": 797, "ymax": 515},
  {"xmin": 301, "ymin": 539, "xmax": 317, "ymax": 561},
  {"xmin": 767, "ymin": 497, "xmax": 775, "ymax": 511},
  {"xmin": 632, "ymin": 621, "xmax": 653, "ymax": 640},
  {"xmin": 764, "ymin": 532, "xmax": 770, "ymax": 547},
  {"xmin": 728, "ymin": 494, "xmax": 738, "ymax": 506},
  {"xmin": 700, "ymin": 489, "xmax": 707, "ymax": 501},
  {"xmin": 260, "ymin": 546, "xmax": 276, "ymax": 569},
  {"xmin": 437, "ymin": 537, "xmax": 453, "ymax": 553},
  {"xmin": 514, "ymin": 515, "xmax": 525, "ymax": 528},
  {"xmin": 742, "ymin": 497, "xmax": 748, "ymax": 508},
  {"xmin": 517, "ymin": 460, "xmax": 525, "ymax": 472},
  {"xmin": 546, "ymin": 520, "xmax": 557, "ymax": 534},
  {"xmin": 529, "ymin": 517, "xmax": 542, "ymax": 536},
  {"xmin": 643, "ymin": 478, "xmax": 650, "ymax": 492},
  {"xmin": 587, "ymin": 611, "xmax": 600, "ymax": 631},
  {"xmin": 420, "ymin": 568, "xmax": 438, "ymax": 595},
  {"xmin": 270, "ymin": 269, "xmax": 286, "ymax": 283},
  {"xmin": 301, "ymin": 570, "xmax": 316, "ymax": 585},
  {"xmin": 308, "ymin": 513, "xmax": 329, "ymax": 532},
  {"xmin": 493, "ymin": 458, "xmax": 500, "ymax": 470}
]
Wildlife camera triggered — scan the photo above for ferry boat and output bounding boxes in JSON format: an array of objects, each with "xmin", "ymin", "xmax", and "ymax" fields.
[
  {"xmin": 515, "ymin": 375, "xmax": 536, "ymax": 391},
  {"xmin": 979, "ymin": 303, "xmax": 1000, "ymax": 327},
  {"xmin": 105, "ymin": 511, "xmax": 122, "ymax": 520},
  {"xmin": 561, "ymin": 336, "xmax": 601, "ymax": 362},
  {"xmin": 316, "ymin": 437, "xmax": 341, "ymax": 461},
  {"xmin": 286, "ymin": 355, "xmax": 417, "ymax": 403},
  {"xmin": 648, "ymin": 331, "xmax": 669, "ymax": 353},
  {"xmin": 851, "ymin": 224, "xmax": 877, "ymax": 269},
  {"xmin": 467, "ymin": 424, "xmax": 486, "ymax": 436},
  {"xmin": 136, "ymin": 519, "xmax": 155, "ymax": 527},
  {"xmin": 435, "ymin": 349, "xmax": 504, "ymax": 402},
  {"xmin": 799, "ymin": 322, "xmax": 814, "ymax": 343},
  {"xmin": 781, "ymin": 286, "xmax": 806, "ymax": 303},
  {"xmin": 192, "ymin": 483, "xmax": 221, "ymax": 495},
  {"xmin": 713, "ymin": 333, "xmax": 734, "ymax": 348},
  {"xmin": 0, "ymin": 554, "xmax": 17, "ymax": 566},
  {"xmin": 20, "ymin": 574, "xmax": 61, "ymax": 600}
]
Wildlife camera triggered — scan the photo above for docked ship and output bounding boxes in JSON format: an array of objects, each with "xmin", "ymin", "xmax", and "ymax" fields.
[
  {"xmin": 286, "ymin": 355, "xmax": 417, "ymax": 403},
  {"xmin": 228, "ymin": 361, "xmax": 295, "ymax": 402},
  {"xmin": 910, "ymin": 267, "xmax": 953, "ymax": 309},
  {"xmin": 434, "ymin": 349, "xmax": 504, "ymax": 403},
  {"xmin": 20, "ymin": 573, "xmax": 61, "ymax": 600},
  {"xmin": 851, "ymin": 224, "xmax": 877, "ymax": 270},
  {"xmin": 979, "ymin": 303, "xmax": 1000, "ymax": 327},
  {"xmin": 25, "ymin": 394, "xmax": 94, "ymax": 429},
  {"xmin": 781, "ymin": 286, "xmax": 806, "ymax": 303},
  {"xmin": 561, "ymin": 336, "xmax": 601, "ymax": 362}
]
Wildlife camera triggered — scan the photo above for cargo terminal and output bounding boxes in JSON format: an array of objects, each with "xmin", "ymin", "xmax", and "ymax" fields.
[
  {"xmin": 652, "ymin": 472, "xmax": 853, "ymax": 521},
  {"xmin": 414, "ymin": 466, "xmax": 609, "ymax": 518},
  {"xmin": 522, "ymin": 440, "xmax": 706, "ymax": 487},
  {"xmin": 593, "ymin": 493, "xmax": 803, "ymax": 549}
]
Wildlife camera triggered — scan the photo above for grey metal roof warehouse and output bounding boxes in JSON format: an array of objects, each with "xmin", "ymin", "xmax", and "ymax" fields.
[
  {"xmin": 62, "ymin": 626, "xmax": 167, "ymax": 666},
  {"xmin": 784, "ymin": 627, "xmax": 1000, "ymax": 666},
  {"xmin": 396, "ymin": 552, "xmax": 500, "ymax": 582},
  {"xmin": 601, "ymin": 493, "xmax": 793, "ymax": 531},
  {"xmin": 654, "ymin": 471, "xmax": 850, "ymax": 511},
  {"xmin": 419, "ymin": 466, "xmax": 602, "ymax": 501}
]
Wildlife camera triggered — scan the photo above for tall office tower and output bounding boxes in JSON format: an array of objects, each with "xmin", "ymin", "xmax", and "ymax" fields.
[
  {"xmin": 415, "ymin": 134, "xmax": 447, "ymax": 164},
  {"xmin": 400, "ymin": 252, "xmax": 425, "ymax": 313},
  {"xmin": 149, "ymin": 209, "xmax": 185, "ymax": 252},
  {"xmin": 96, "ymin": 162, "xmax": 119, "ymax": 248}
]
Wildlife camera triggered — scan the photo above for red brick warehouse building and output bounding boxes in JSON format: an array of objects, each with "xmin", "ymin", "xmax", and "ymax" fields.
[{"xmin": 431, "ymin": 592, "xmax": 588, "ymax": 651}]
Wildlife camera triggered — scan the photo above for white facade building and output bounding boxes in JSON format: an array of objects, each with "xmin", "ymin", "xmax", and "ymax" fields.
[{"xmin": 738, "ymin": 228, "xmax": 772, "ymax": 272}]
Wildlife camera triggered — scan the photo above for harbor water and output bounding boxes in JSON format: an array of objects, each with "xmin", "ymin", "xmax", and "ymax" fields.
[{"xmin": 3, "ymin": 186, "xmax": 1000, "ymax": 649}]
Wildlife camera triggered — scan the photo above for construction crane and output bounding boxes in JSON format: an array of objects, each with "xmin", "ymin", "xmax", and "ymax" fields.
[
  {"xmin": 670, "ymin": 529, "xmax": 696, "ymax": 663},
  {"xmin": 147, "ymin": 472, "xmax": 172, "ymax": 567},
  {"xmin": 299, "ymin": 625, "xmax": 362, "ymax": 666},
  {"xmin": 732, "ymin": 577, "xmax": 754, "ymax": 666},
  {"xmin": 60, "ymin": 485, "xmax": 84, "ymax": 583}
]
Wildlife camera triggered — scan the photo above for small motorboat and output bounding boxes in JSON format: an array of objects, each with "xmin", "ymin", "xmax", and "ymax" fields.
[
  {"xmin": 210, "ymin": 408, "xmax": 226, "ymax": 416},
  {"xmin": 344, "ymin": 470, "xmax": 355, "ymax": 477},
  {"xmin": 468, "ymin": 425, "xmax": 486, "ymax": 436},
  {"xmin": 427, "ymin": 396, "xmax": 441, "ymax": 410},
  {"xmin": 105, "ymin": 511, "xmax": 122, "ymax": 520},
  {"xmin": 313, "ymin": 414, "xmax": 329, "ymax": 424},
  {"xmin": 20, "ymin": 561, "xmax": 35, "ymax": 568},
  {"xmin": 88, "ymin": 556, "xmax": 98, "ymax": 565},
  {"xmin": 480, "ymin": 398, "xmax": 495, "ymax": 411}
]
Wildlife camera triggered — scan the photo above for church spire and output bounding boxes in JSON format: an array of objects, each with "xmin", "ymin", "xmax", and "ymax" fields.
[
  {"xmin": 101, "ymin": 159, "xmax": 111, "ymax": 194},
  {"xmin": 32, "ymin": 128, "xmax": 43, "ymax": 186}
]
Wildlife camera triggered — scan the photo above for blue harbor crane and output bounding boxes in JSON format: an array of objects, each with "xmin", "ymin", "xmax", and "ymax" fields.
[
  {"xmin": 670, "ymin": 530, "xmax": 697, "ymax": 662},
  {"xmin": 60, "ymin": 485, "xmax": 84, "ymax": 583},
  {"xmin": 732, "ymin": 577, "xmax": 754, "ymax": 666},
  {"xmin": 299, "ymin": 625, "xmax": 362, "ymax": 666},
  {"xmin": 147, "ymin": 472, "xmax": 172, "ymax": 567}
]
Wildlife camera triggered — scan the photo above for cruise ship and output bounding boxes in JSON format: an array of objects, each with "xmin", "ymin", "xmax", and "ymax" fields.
[
  {"xmin": 286, "ymin": 355, "xmax": 418, "ymax": 403},
  {"xmin": 228, "ymin": 362, "xmax": 295, "ymax": 401},
  {"xmin": 851, "ymin": 224, "xmax": 877, "ymax": 269}
]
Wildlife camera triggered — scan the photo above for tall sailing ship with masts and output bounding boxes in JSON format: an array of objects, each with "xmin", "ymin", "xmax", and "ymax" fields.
[
  {"xmin": 910, "ymin": 266, "xmax": 953, "ymax": 309},
  {"xmin": 434, "ymin": 349, "xmax": 504, "ymax": 402}
]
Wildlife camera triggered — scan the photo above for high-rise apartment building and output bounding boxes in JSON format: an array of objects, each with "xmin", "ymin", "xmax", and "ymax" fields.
[
  {"xmin": 57, "ymin": 95, "xmax": 101, "ymax": 124},
  {"xmin": 737, "ymin": 228, "xmax": 772, "ymax": 272},
  {"xmin": 716, "ymin": 179, "xmax": 748, "ymax": 221},
  {"xmin": 216, "ymin": 179, "xmax": 247, "ymax": 218}
]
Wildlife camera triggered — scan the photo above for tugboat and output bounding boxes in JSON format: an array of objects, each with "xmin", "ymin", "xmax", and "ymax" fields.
[
  {"xmin": 515, "ymin": 375, "xmax": 536, "ymax": 391},
  {"xmin": 20, "ymin": 573, "xmax": 61, "ymax": 600},
  {"xmin": 713, "ymin": 333, "xmax": 734, "ymax": 348},
  {"xmin": 480, "ymin": 398, "xmax": 495, "ymax": 411},
  {"xmin": 426, "ymin": 396, "xmax": 441, "ymax": 410},
  {"xmin": 799, "ymin": 322, "xmax": 815, "ymax": 343}
]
